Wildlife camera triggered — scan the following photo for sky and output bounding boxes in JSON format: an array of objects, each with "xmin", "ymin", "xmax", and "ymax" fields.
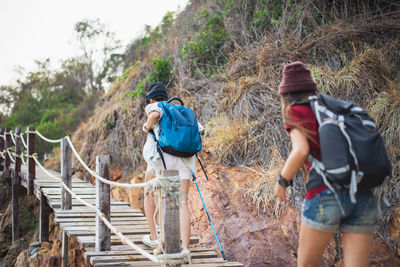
[{"xmin": 0, "ymin": 0, "xmax": 189, "ymax": 86}]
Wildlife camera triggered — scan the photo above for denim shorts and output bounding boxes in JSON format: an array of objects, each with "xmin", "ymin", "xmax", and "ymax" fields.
[{"xmin": 301, "ymin": 187, "xmax": 378, "ymax": 233}]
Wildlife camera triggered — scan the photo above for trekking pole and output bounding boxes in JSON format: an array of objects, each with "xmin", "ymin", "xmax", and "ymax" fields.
[{"xmin": 192, "ymin": 174, "xmax": 226, "ymax": 260}]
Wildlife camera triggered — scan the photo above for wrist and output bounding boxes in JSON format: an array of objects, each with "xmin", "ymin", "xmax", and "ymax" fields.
[{"xmin": 277, "ymin": 174, "xmax": 293, "ymax": 188}]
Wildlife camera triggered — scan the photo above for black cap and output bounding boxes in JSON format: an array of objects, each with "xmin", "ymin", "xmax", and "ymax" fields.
[{"xmin": 145, "ymin": 82, "xmax": 168, "ymax": 104}]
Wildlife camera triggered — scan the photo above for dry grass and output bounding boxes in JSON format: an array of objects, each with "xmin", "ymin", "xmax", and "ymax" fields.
[
  {"xmin": 61, "ymin": 2, "xmax": 400, "ymax": 253},
  {"xmin": 244, "ymin": 145, "xmax": 285, "ymax": 213},
  {"xmin": 205, "ymin": 114, "xmax": 256, "ymax": 165}
]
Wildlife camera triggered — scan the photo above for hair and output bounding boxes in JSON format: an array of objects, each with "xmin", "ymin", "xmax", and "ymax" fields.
[
  {"xmin": 151, "ymin": 95, "xmax": 169, "ymax": 102},
  {"xmin": 280, "ymin": 90, "xmax": 317, "ymax": 140}
]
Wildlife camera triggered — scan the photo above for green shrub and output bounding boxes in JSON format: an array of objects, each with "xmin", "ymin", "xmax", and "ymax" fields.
[
  {"xmin": 103, "ymin": 119, "xmax": 116, "ymax": 130},
  {"xmin": 181, "ymin": 10, "xmax": 229, "ymax": 74},
  {"xmin": 115, "ymin": 65, "xmax": 134, "ymax": 82},
  {"xmin": 40, "ymin": 109, "xmax": 60, "ymax": 124},
  {"xmin": 129, "ymin": 56, "xmax": 173, "ymax": 99}
]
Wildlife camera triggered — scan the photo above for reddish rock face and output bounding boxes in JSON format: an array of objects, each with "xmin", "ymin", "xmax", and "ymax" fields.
[
  {"xmin": 187, "ymin": 162, "xmax": 400, "ymax": 266},
  {"xmin": 389, "ymin": 207, "xmax": 400, "ymax": 251}
]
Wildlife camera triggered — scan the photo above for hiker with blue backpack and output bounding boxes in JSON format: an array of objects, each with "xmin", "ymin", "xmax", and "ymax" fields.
[
  {"xmin": 141, "ymin": 82, "xmax": 204, "ymax": 258},
  {"xmin": 273, "ymin": 61, "xmax": 391, "ymax": 267}
]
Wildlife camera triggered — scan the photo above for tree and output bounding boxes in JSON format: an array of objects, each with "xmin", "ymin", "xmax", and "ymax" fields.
[{"xmin": 74, "ymin": 18, "xmax": 123, "ymax": 92}]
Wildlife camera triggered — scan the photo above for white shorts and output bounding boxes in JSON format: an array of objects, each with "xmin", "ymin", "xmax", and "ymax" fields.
[{"xmin": 146, "ymin": 152, "xmax": 192, "ymax": 180}]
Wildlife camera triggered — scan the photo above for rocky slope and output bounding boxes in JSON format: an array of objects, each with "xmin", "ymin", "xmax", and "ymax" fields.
[{"xmin": 3, "ymin": 1, "xmax": 400, "ymax": 266}]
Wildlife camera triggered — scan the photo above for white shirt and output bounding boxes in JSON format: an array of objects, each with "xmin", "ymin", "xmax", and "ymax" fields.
[{"xmin": 143, "ymin": 102, "xmax": 203, "ymax": 175}]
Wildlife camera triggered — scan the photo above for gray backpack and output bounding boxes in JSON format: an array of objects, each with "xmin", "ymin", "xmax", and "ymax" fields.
[{"xmin": 296, "ymin": 93, "xmax": 391, "ymax": 209}]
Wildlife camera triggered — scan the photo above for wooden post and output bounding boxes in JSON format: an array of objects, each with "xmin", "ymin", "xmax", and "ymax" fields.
[
  {"xmin": 4, "ymin": 127, "xmax": 11, "ymax": 179},
  {"xmin": 95, "ymin": 155, "xmax": 111, "ymax": 252},
  {"xmin": 27, "ymin": 126, "xmax": 36, "ymax": 195},
  {"xmin": 61, "ymin": 137, "xmax": 72, "ymax": 267},
  {"xmin": 39, "ymin": 193, "xmax": 50, "ymax": 243},
  {"xmin": 12, "ymin": 127, "xmax": 22, "ymax": 242},
  {"xmin": 160, "ymin": 170, "xmax": 181, "ymax": 267},
  {"xmin": 0, "ymin": 128, "xmax": 4, "ymax": 172}
]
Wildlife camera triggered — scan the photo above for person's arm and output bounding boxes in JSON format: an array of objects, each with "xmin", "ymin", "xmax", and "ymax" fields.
[
  {"xmin": 143, "ymin": 111, "xmax": 160, "ymax": 133},
  {"xmin": 274, "ymin": 128, "xmax": 310, "ymax": 202}
]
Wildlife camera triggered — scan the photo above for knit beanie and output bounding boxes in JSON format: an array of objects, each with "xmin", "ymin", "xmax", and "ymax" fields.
[
  {"xmin": 278, "ymin": 61, "xmax": 317, "ymax": 95},
  {"xmin": 145, "ymin": 82, "xmax": 168, "ymax": 104}
]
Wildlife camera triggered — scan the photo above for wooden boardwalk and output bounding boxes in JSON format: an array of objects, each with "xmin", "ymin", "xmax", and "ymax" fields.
[{"xmin": 11, "ymin": 164, "xmax": 243, "ymax": 266}]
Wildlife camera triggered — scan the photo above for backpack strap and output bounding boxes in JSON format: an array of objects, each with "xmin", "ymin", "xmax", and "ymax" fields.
[
  {"xmin": 167, "ymin": 97, "xmax": 184, "ymax": 105},
  {"xmin": 309, "ymin": 157, "xmax": 346, "ymax": 215},
  {"xmin": 149, "ymin": 130, "xmax": 167, "ymax": 170},
  {"xmin": 196, "ymin": 155, "xmax": 209, "ymax": 181}
]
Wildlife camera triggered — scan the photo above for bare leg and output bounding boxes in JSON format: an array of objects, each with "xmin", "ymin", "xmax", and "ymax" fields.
[
  {"xmin": 298, "ymin": 224, "xmax": 333, "ymax": 267},
  {"xmin": 342, "ymin": 232, "xmax": 373, "ymax": 267},
  {"xmin": 180, "ymin": 179, "xmax": 191, "ymax": 249},
  {"xmin": 144, "ymin": 171, "xmax": 157, "ymax": 240}
]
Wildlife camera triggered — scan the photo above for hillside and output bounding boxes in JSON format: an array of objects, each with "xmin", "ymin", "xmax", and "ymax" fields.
[{"xmin": 19, "ymin": 0, "xmax": 400, "ymax": 266}]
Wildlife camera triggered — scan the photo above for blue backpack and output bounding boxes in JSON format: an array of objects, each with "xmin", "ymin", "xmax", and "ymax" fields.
[{"xmin": 156, "ymin": 97, "xmax": 202, "ymax": 158}]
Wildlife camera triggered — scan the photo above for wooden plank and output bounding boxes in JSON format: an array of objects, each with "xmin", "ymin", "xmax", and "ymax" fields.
[
  {"xmin": 34, "ymin": 178, "xmax": 87, "ymax": 183},
  {"xmin": 90, "ymin": 251, "xmax": 218, "ymax": 265},
  {"xmin": 34, "ymin": 185, "xmax": 41, "ymax": 199},
  {"xmin": 35, "ymin": 182, "xmax": 93, "ymax": 188},
  {"xmin": 84, "ymin": 247, "xmax": 215, "ymax": 260},
  {"xmin": 95, "ymin": 263, "xmax": 243, "ymax": 267},
  {"xmin": 48, "ymin": 200, "xmax": 130, "ymax": 209},
  {"xmin": 54, "ymin": 207, "xmax": 140, "ymax": 214},
  {"xmin": 66, "ymin": 227, "xmax": 150, "ymax": 238},
  {"xmin": 54, "ymin": 217, "xmax": 147, "ymax": 224},
  {"xmin": 54, "ymin": 207, "xmax": 140, "ymax": 213},
  {"xmin": 55, "ymin": 212, "xmax": 141, "ymax": 218},
  {"xmin": 42, "ymin": 188, "xmax": 96, "ymax": 195},
  {"xmin": 77, "ymin": 236, "xmax": 199, "ymax": 249},
  {"xmin": 93, "ymin": 258, "xmax": 230, "ymax": 267},
  {"xmin": 48, "ymin": 195, "xmax": 96, "ymax": 200},
  {"xmin": 59, "ymin": 221, "xmax": 148, "ymax": 228},
  {"xmin": 21, "ymin": 176, "xmax": 28, "ymax": 188}
]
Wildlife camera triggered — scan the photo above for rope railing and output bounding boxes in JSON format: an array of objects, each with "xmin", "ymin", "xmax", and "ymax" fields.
[
  {"xmin": 32, "ymin": 154, "xmax": 160, "ymax": 263},
  {"xmin": 35, "ymin": 130, "xmax": 63, "ymax": 143},
  {"xmin": 65, "ymin": 136, "xmax": 147, "ymax": 189},
  {"xmin": 19, "ymin": 130, "xmax": 187, "ymax": 265},
  {"xmin": 18, "ymin": 133, "xmax": 28, "ymax": 150},
  {"xmin": 6, "ymin": 148, "xmax": 15, "ymax": 164},
  {"xmin": 9, "ymin": 131, "xmax": 16, "ymax": 145},
  {"xmin": 21, "ymin": 153, "xmax": 26, "ymax": 165}
]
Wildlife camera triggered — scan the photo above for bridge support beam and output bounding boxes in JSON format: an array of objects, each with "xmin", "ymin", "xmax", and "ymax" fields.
[
  {"xmin": 61, "ymin": 137, "xmax": 72, "ymax": 267},
  {"xmin": 39, "ymin": 193, "xmax": 50, "ymax": 242},
  {"xmin": 4, "ymin": 127, "xmax": 11, "ymax": 179},
  {"xmin": 160, "ymin": 170, "xmax": 182, "ymax": 267},
  {"xmin": 27, "ymin": 126, "xmax": 36, "ymax": 195},
  {"xmin": 12, "ymin": 127, "xmax": 22, "ymax": 242},
  {"xmin": 95, "ymin": 155, "xmax": 111, "ymax": 252},
  {"xmin": 0, "ymin": 128, "xmax": 4, "ymax": 172}
]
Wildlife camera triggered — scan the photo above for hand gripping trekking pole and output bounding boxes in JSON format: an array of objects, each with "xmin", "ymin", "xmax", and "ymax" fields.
[{"xmin": 192, "ymin": 174, "xmax": 226, "ymax": 260}]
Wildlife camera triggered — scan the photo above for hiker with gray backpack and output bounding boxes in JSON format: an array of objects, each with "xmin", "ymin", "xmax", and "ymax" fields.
[
  {"xmin": 141, "ymin": 82, "xmax": 204, "ymax": 261},
  {"xmin": 273, "ymin": 61, "xmax": 391, "ymax": 266}
]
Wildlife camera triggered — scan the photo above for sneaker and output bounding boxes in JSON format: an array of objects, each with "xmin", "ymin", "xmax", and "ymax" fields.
[
  {"xmin": 181, "ymin": 247, "xmax": 191, "ymax": 264},
  {"xmin": 142, "ymin": 234, "xmax": 157, "ymax": 248}
]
